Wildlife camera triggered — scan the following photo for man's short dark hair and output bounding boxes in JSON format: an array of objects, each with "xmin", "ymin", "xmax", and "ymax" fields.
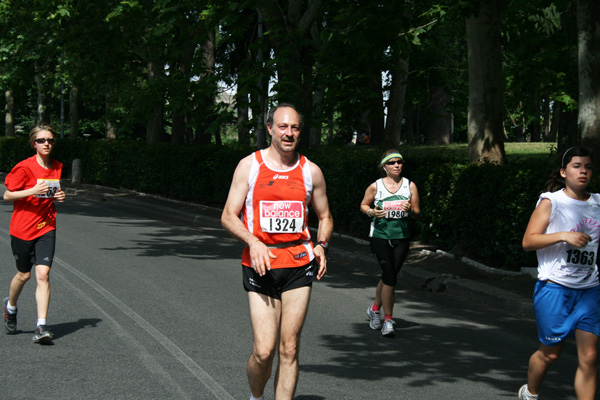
[{"xmin": 266, "ymin": 103, "xmax": 304, "ymax": 130}]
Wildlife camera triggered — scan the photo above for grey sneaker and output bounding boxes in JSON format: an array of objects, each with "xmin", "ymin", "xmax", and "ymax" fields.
[
  {"xmin": 366, "ymin": 306, "xmax": 381, "ymax": 330},
  {"xmin": 381, "ymin": 319, "xmax": 396, "ymax": 337},
  {"xmin": 33, "ymin": 325, "xmax": 53, "ymax": 344},
  {"xmin": 518, "ymin": 384, "xmax": 538, "ymax": 399},
  {"xmin": 3, "ymin": 297, "xmax": 17, "ymax": 333}
]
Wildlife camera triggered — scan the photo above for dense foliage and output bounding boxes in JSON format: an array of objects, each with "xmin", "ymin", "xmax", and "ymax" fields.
[
  {"xmin": 411, "ymin": 160, "xmax": 552, "ymax": 270},
  {"xmin": 0, "ymin": 0, "xmax": 582, "ymax": 147},
  {"xmin": 0, "ymin": 138, "xmax": 561, "ymax": 270}
]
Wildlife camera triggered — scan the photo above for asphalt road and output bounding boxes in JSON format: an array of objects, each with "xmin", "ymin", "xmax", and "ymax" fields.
[{"xmin": 0, "ymin": 185, "xmax": 585, "ymax": 399}]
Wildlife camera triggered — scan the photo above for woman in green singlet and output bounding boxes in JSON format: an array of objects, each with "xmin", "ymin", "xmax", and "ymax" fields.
[{"xmin": 360, "ymin": 149, "xmax": 420, "ymax": 337}]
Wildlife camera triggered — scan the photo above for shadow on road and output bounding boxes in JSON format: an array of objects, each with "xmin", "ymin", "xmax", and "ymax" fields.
[{"xmin": 51, "ymin": 318, "xmax": 102, "ymax": 340}]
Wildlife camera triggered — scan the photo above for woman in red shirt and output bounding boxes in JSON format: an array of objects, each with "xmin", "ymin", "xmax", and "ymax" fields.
[{"xmin": 2, "ymin": 125, "xmax": 66, "ymax": 344}]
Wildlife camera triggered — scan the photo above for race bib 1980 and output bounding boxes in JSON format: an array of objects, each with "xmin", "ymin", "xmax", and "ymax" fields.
[
  {"xmin": 34, "ymin": 179, "xmax": 61, "ymax": 198},
  {"xmin": 382, "ymin": 200, "xmax": 408, "ymax": 219},
  {"xmin": 259, "ymin": 201, "xmax": 304, "ymax": 233}
]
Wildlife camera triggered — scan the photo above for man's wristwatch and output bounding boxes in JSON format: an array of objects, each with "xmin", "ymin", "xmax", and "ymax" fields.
[{"xmin": 316, "ymin": 241, "xmax": 329, "ymax": 255}]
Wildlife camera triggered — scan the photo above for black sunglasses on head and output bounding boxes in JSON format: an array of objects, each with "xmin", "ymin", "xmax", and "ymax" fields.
[{"xmin": 35, "ymin": 138, "xmax": 55, "ymax": 144}]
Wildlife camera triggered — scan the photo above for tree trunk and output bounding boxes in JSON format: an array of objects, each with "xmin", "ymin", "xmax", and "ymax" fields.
[
  {"xmin": 35, "ymin": 73, "xmax": 51, "ymax": 125},
  {"xmin": 549, "ymin": 100, "xmax": 561, "ymax": 142},
  {"xmin": 234, "ymin": 37, "xmax": 251, "ymax": 147},
  {"xmin": 170, "ymin": 16, "xmax": 198, "ymax": 146},
  {"xmin": 514, "ymin": 101, "xmax": 525, "ymax": 142},
  {"xmin": 170, "ymin": 93, "xmax": 188, "ymax": 145},
  {"xmin": 528, "ymin": 83, "xmax": 540, "ymax": 142},
  {"xmin": 466, "ymin": 0, "xmax": 506, "ymax": 164},
  {"xmin": 424, "ymin": 85, "xmax": 453, "ymax": 145},
  {"xmin": 405, "ymin": 106, "xmax": 419, "ymax": 145},
  {"xmin": 146, "ymin": 60, "xmax": 163, "ymax": 144},
  {"xmin": 105, "ymin": 97, "xmax": 116, "ymax": 140},
  {"xmin": 385, "ymin": 56, "xmax": 409, "ymax": 147},
  {"xmin": 369, "ymin": 76, "xmax": 385, "ymax": 145},
  {"xmin": 172, "ymin": 114, "xmax": 186, "ymax": 145},
  {"xmin": 146, "ymin": 108, "xmax": 163, "ymax": 143},
  {"xmin": 271, "ymin": 45, "xmax": 310, "ymax": 145},
  {"xmin": 259, "ymin": 0, "xmax": 322, "ymax": 147},
  {"xmin": 214, "ymin": 126, "xmax": 222, "ymax": 146},
  {"xmin": 184, "ymin": 115, "xmax": 194, "ymax": 144},
  {"xmin": 236, "ymin": 98, "xmax": 250, "ymax": 146},
  {"xmin": 542, "ymin": 90, "xmax": 551, "ymax": 142},
  {"xmin": 235, "ymin": 70, "xmax": 250, "ymax": 146},
  {"xmin": 309, "ymin": 88, "xmax": 324, "ymax": 148},
  {"xmin": 195, "ymin": 30, "xmax": 217, "ymax": 145},
  {"xmin": 557, "ymin": 105, "xmax": 579, "ymax": 151},
  {"xmin": 362, "ymin": 70, "xmax": 385, "ymax": 146},
  {"xmin": 105, "ymin": 120, "xmax": 116, "ymax": 140},
  {"xmin": 69, "ymin": 87, "xmax": 79, "ymax": 139},
  {"xmin": 254, "ymin": 13, "xmax": 268, "ymax": 149},
  {"xmin": 309, "ymin": 23, "xmax": 324, "ymax": 148},
  {"xmin": 578, "ymin": 0, "xmax": 600, "ymax": 154},
  {"xmin": 5, "ymin": 89, "xmax": 15, "ymax": 137},
  {"xmin": 252, "ymin": 79, "xmax": 269, "ymax": 148}
]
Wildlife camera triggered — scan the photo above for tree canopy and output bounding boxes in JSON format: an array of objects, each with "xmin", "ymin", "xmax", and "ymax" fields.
[{"xmin": 1, "ymin": 0, "xmax": 597, "ymax": 158}]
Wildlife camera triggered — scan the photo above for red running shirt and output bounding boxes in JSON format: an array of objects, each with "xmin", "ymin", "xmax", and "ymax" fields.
[
  {"xmin": 241, "ymin": 150, "xmax": 315, "ymax": 269},
  {"xmin": 4, "ymin": 155, "xmax": 63, "ymax": 240}
]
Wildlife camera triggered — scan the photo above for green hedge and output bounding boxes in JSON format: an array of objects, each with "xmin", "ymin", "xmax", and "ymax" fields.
[
  {"xmin": 1, "ymin": 138, "xmax": 562, "ymax": 271},
  {"xmin": 306, "ymin": 147, "xmax": 556, "ymax": 271},
  {"xmin": 410, "ymin": 160, "xmax": 552, "ymax": 270}
]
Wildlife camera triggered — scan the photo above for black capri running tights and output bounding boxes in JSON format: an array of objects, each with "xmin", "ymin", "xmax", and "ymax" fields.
[{"xmin": 370, "ymin": 237, "xmax": 410, "ymax": 286}]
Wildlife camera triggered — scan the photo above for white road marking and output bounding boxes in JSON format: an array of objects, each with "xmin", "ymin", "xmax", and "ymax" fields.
[{"xmin": 0, "ymin": 229, "xmax": 234, "ymax": 400}]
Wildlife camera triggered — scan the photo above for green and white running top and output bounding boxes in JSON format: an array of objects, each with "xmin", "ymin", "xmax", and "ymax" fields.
[{"xmin": 369, "ymin": 177, "xmax": 412, "ymax": 239}]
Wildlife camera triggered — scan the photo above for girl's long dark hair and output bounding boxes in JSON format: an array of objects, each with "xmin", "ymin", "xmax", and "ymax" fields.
[{"xmin": 543, "ymin": 146, "xmax": 592, "ymax": 193}]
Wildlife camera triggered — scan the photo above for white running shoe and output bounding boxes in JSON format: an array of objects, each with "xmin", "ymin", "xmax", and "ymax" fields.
[
  {"xmin": 381, "ymin": 319, "xmax": 396, "ymax": 337},
  {"xmin": 518, "ymin": 384, "xmax": 538, "ymax": 399},
  {"xmin": 366, "ymin": 306, "xmax": 381, "ymax": 330},
  {"xmin": 3, "ymin": 297, "xmax": 17, "ymax": 333},
  {"xmin": 32, "ymin": 325, "xmax": 53, "ymax": 344}
]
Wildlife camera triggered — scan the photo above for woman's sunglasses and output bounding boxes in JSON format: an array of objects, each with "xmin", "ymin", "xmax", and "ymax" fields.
[
  {"xmin": 35, "ymin": 138, "xmax": 56, "ymax": 144},
  {"xmin": 385, "ymin": 160, "xmax": 403, "ymax": 166}
]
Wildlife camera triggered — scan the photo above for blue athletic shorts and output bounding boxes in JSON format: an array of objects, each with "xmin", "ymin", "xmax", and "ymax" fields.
[
  {"xmin": 533, "ymin": 280, "xmax": 600, "ymax": 346},
  {"xmin": 242, "ymin": 261, "xmax": 316, "ymax": 300}
]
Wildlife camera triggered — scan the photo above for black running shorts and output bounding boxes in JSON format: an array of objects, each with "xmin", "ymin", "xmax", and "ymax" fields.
[
  {"xmin": 242, "ymin": 260, "xmax": 317, "ymax": 300},
  {"xmin": 11, "ymin": 230, "xmax": 56, "ymax": 273},
  {"xmin": 370, "ymin": 237, "xmax": 410, "ymax": 286}
]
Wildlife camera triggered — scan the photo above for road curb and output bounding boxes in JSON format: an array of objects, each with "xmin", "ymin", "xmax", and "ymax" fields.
[{"xmin": 332, "ymin": 246, "xmax": 534, "ymax": 319}]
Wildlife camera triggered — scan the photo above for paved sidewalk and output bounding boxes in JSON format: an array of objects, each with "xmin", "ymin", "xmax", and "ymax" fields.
[{"xmin": 62, "ymin": 181, "xmax": 537, "ymax": 320}]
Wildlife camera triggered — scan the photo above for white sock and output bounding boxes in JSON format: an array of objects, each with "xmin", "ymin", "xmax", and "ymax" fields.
[
  {"xmin": 524, "ymin": 386, "xmax": 538, "ymax": 399},
  {"xmin": 250, "ymin": 394, "xmax": 263, "ymax": 400},
  {"xmin": 6, "ymin": 303, "xmax": 16, "ymax": 314},
  {"xmin": 37, "ymin": 318, "xmax": 47, "ymax": 327}
]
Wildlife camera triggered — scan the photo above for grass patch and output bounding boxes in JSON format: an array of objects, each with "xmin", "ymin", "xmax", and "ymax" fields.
[{"xmin": 343, "ymin": 142, "xmax": 556, "ymax": 164}]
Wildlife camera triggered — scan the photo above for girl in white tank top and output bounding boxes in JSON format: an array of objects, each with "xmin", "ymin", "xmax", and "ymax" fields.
[{"xmin": 519, "ymin": 147, "xmax": 600, "ymax": 400}]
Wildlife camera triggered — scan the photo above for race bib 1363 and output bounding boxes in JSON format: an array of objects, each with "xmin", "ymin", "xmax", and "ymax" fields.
[{"xmin": 565, "ymin": 242, "xmax": 598, "ymax": 270}]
